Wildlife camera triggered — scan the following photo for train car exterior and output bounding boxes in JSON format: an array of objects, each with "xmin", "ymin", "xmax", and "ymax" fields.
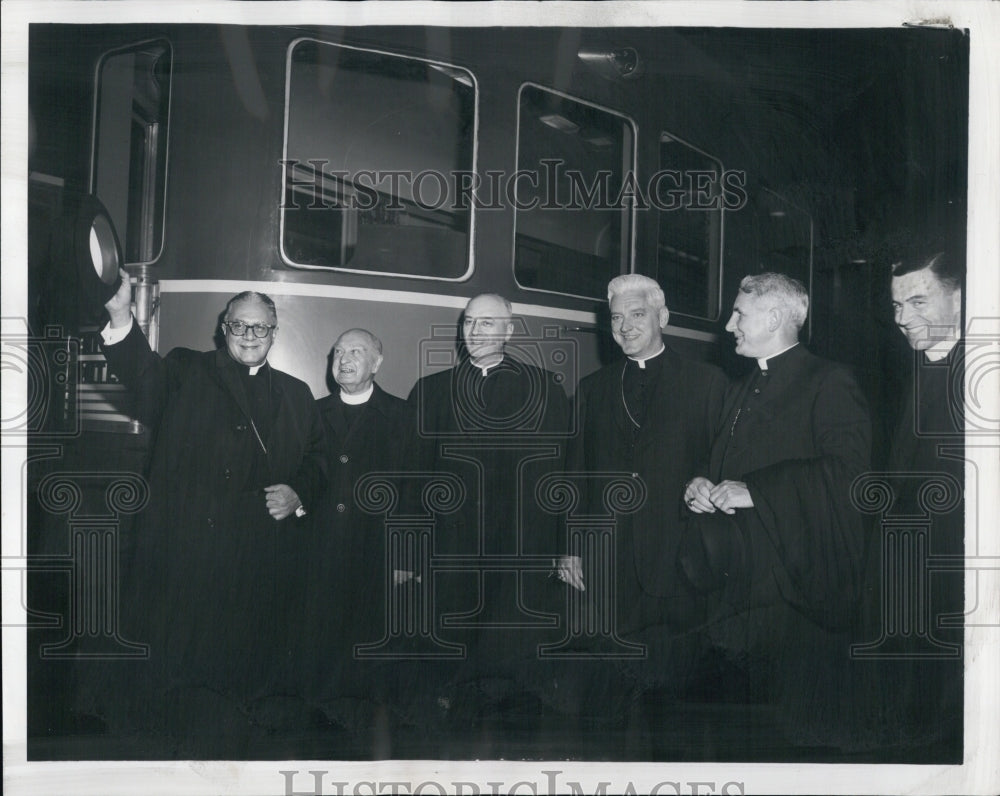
[
  {"xmin": 28, "ymin": 23, "xmax": 823, "ymax": 419},
  {"xmin": 16, "ymin": 12, "xmax": 979, "ymax": 774}
]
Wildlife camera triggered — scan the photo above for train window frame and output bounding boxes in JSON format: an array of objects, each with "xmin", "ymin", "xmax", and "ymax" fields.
[
  {"xmin": 511, "ymin": 82, "xmax": 638, "ymax": 303},
  {"xmin": 89, "ymin": 38, "xmax": 172, "ymax": 268},
  {"xmin": 279, "ymin": 38, "xmax": 478, "ymax": 282},
  {"xmin": 654, "ymin": 130, "xmax": 725, "ymax": 323}
]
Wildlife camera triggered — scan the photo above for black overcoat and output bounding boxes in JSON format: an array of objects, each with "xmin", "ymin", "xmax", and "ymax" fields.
[
  {"xmin": 101, "ymin": 322, "xmax": 325, "ymax": 717},
  {"xmin": 298, "ymin": 384, "xmax": 418, "ymax": 705},
  {"xmin": 571, "ymin": 345, "xmax": 727, "ymax": 621},
  {"xmin": 687, "ymin": 343, "xmax": 872, "ymax": 745}
]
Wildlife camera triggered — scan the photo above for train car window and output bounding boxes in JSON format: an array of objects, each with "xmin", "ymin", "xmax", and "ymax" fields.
[
  {"xmin": 281, "ymin": 39, "xmax": 476, "ymax": 280},
  {"xmin": 655, "ymin": 132, "xmax": 724, "ymax": 321},
  {"xmin": 91, "ymin": 40, "xmax": 172, "ymax": 265},
  {"xmin": 513, "ymin": 84, "xmax": 636, "ymax": 300}
]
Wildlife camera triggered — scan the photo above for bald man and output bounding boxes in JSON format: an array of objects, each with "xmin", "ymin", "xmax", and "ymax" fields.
[
  {"xmin": 407, "ymin": 294, "xmax": 571, "ymax": 721},
  {"xmin": 298, "ymin": 328, "xmax": 418, "ymax": 730}
]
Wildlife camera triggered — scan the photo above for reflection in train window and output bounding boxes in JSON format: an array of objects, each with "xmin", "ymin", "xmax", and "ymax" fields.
[
  {"xmin": 91, "ymin": 40, "xmax": 171, "ymax": 265},
  {"xmin": 513, "ymin": 84, "xmax": 635, "ymax": 300},
  {"xmin": 655, "ymin": 133, "xmax": 723, "ymax": 321},
  {"xmin": 282, "ymin": 39, "xmax": 476, "ymax": 279},
  {"xmin": 755, "ymin": 187, "xmax": 814, "ymax": 336}
]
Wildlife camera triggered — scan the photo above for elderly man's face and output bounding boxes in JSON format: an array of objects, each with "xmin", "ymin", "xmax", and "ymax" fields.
[
  {"xmin": 223, "ymin": 297, "xmax": 276, "ymax": 367},
  {"xmin": 332, "ymin": 330, "xmax": 383, "ymax": 394},
  {"xmin": 462, "ymin": 295, "xmax": 513, "ymax": 364},
  {"xmin": 610, "ymin": 290, "xmax": 667, "ymax": 360},
  {"xmin": 725, "ymin": 291, "xmax": 774, "ymax": 359},
  {"xmin": 891, "ymin": 268, "xmax": 962, "ymax": 351}
]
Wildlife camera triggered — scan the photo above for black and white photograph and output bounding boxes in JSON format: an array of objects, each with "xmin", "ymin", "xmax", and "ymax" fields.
[{"xmin": 3, "ymin": 1, "xmax": 999, "ymax": 794}]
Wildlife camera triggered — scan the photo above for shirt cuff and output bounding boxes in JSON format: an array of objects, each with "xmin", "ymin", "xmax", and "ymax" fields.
[{"xmin": 100, "ymin": 317, "xmax": 134, "ymax": 346}]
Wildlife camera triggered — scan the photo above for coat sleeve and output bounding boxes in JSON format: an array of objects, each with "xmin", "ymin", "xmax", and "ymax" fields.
[
  {"xmin": 285, "ymin": 390, "xmax": 327, "ymax": 513},
  {"xmin": 100, "ymin": 320, "xmax": 190, "ymax": 429},
  {"xmin": 742, "ymin": 365, "xmax": 872, "ymax": 630}
]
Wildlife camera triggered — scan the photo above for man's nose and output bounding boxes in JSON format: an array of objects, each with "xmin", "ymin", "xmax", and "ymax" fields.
[{"xmin": 724, "ymin": 313, "xmax": 737, "ymax": 332}]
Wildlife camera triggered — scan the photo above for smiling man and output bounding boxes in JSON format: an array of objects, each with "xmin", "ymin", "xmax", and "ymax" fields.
[
  {"xmin": 680, "ymin": 271, "xmax": 871, "ymax": 744},
  {"xmin": 99, "ymin": 280, "xmax": 325, "ymax": 755},
  {"xmin": 407, "ymin": 293, "xmax": 571, "ymax": 723},
  {"xmin": 301, "ymin": 328, "xmax": 418, "ymax": 731},
  {"xmin": 567, "ymin": 273, "xmax": 727, "ymax": 707},
  {"xmin": 876, "ymin": 250, "xmax": 965, "ymax": 752}
]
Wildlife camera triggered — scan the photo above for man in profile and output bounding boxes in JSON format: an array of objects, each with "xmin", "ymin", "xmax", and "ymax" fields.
[
  {"xmin": 407, "ymin": 293, "xmax": 570, "ymax": 722},
  {"xmin": 100, "ymin": 277, "xmax": 325, "ymax": 756},
  {"xmin": 567, "ymin": 274, "xmax": 727, "ymax": 710},
  {"xmin": 681, "ymin": 272, "xmax": 871, "ymax": 743}
]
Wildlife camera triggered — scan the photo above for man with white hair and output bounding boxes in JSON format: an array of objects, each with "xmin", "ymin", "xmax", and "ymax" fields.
[
  {"xmin": 681, "ymin": 272, "xmax": 871, "ymax": 739},
  {"xmin": 567, "ymin": 273, "xmax": 727, "ymax": 704}
]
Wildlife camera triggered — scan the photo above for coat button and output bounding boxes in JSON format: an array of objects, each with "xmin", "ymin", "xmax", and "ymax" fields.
[
  {"xmin": 236, "ymin": 424, "xmax": 246, "ymax": 431},
  {"xmin": 339, "ymin": 454, "xmax": 349, "ymax": 464},
  {"xmin": 753, "ymin": 388, "xmax": 760, "ymax": 394},
  {"xmin": 207, "ymin": 518, "xmax": 215, "ymax": 527},
  {"xmin": 336, "ymin": 503, "xmax": 346, "ymax": 513},
  {"xmin": 224, "ymin": 468, "xmax": 231, "ymax": 479}
]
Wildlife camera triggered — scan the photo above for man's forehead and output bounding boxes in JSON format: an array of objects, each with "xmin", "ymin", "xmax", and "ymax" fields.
[
  {"xmin": 610, "ymin": 290, "xmax": 652, "ymax": 310},
  {"xmin": 335, "ymin": 332, "xmax": 373, "ymax": 350},
  {"xmin": 892, "ymin": 267, "xmax": 945, "ymax": 298},
  {"xmin": 228, "ymin": 298, "xmax": 273, "ymax": 320},
  {"xmin": 465, "ymin": 297, "xmax": 510, "ymax": 318}
]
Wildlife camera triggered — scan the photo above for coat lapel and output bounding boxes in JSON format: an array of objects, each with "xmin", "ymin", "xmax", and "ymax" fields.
[{"xmin": 214, "ymin": 348, "xmax": 254, "ymax": 423}]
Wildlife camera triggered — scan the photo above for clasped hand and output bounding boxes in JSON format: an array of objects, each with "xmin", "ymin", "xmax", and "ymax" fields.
[
  {"xmin": 264, "ymin": 484, "xmax": 301, "ymax": 520},
  {"xmin": 684, "ymin": 477, "xmax": 753, "ymax": 515}
]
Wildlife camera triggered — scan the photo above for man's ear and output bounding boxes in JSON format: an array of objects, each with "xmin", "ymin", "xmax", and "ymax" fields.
[
  {"xmin": 658, "ymin": 306, "xmax": 670, "ymax": 329},
  {"xmin": 767, "ymin": 307, "xmax": 782, "ymax": 332},
  {"xmin": 504, "ymin": 319, "xmax": 515, "ymax": 342},
  {"xmin": 951, "ymin": 288, "xmax": 963, "ymax": 322},
  {"xmin": 372, "ymin": 354, "xmax": 384, "ymax": 374}
]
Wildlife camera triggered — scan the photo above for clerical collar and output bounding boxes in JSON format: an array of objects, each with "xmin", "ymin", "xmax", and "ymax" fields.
[
  {"xmin": 248, "ymin": 363, "xmax": 265, "ymax": 376},
  {"xmin": 757, "ymin": 342, "xmax": 798, "ymax": 371},
  {"xmin": 628, "ymin": 344, "xmax": 665, "ymax": 370},
  {"xmin": 471, "ymin": 355, "xmax": 504, "ymax": 377},
  {"xmin": 340, "ymin": 384, "xmax": 374, "ymax": 405},
  {"xmin": 924, "ymin": 337, "xmax": 960, "ymax": 363}
]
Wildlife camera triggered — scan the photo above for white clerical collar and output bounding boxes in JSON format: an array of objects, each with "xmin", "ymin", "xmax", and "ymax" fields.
[
  {"xmin": 924, "ymin": 337, "xmax": 959, "ymax": 362},
  {"xmin": 628, "ymin": 344, "xmax": 665, "ymax": 370},
  {"xmin": 248, "ymin": 363, "xmax": 265, "ymax": 376},
  {"xmin": 340, "ymin": 384, "xmax": 374, "ymax": 405},
  {"xmin": 472, "ymin": 355, "xmax": 503, "ymax": 377},
  {"xmin": 757, "ymin": 342, "xmax": 798, "ymax": 371}
]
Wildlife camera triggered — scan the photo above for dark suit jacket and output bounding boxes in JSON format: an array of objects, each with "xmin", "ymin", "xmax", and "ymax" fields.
[
  {"xmin": 572, "ymin": 345, "xmax": 727, "ymax": 609},
  {"xmin": 101, "ymin": 321, "xmax": 325, "ymax": 695},
  {"xmin": 407, "ymin": 353, "xmax": 571, "ymax": 557},
  {"xmin": 707, "ymin": 343, "xmax": 871, "ymax": 630},
  {"xmin": 314, "ymin": 383, "xmax": 417, "ymax": 528},
  {"xmin": 301, "ymin": 383, "xmax": 418, "ymax": 701}
]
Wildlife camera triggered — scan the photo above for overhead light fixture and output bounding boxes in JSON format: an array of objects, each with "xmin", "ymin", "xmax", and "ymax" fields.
[
  {"xmin": 577, "ymin": 47, "xmax": 642, "ymax": 81},
  {"xmin": 539, "ymin": 113, "xmax": 579, "ymax": 134}
]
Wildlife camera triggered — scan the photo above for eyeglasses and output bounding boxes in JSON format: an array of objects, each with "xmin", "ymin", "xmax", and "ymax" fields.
[{"xmin": 223, "ymin": 320, "xmax": 276, "ymax": 338}]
